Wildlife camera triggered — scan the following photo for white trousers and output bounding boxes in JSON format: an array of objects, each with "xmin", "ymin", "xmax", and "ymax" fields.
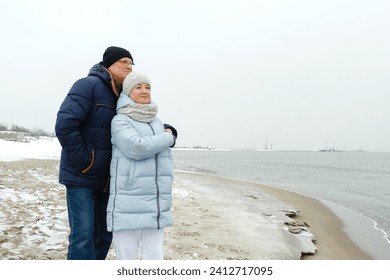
[{"xmin": 113, "ymin": 229, "xmax": 165, "ymax": 260}]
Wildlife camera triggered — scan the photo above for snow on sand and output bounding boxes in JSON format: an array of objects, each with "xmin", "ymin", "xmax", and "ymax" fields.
[{"xmin": 0, "ymin": 138, "xmax": 318, "ymax": 259}]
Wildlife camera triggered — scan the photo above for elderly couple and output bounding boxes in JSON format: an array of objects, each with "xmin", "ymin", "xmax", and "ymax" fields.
[{"xmin": 55, "ymin": 46, "xmax": 177, "ymax": 260}]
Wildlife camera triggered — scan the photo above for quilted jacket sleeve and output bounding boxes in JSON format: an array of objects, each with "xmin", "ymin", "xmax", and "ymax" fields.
[
  {"xmin": 111, "ymin": 114, "xmax": 175, "ymax": 161},
  {"xmin": 55, "ymin": 79, "xmax": 94, "ymax": 172}
]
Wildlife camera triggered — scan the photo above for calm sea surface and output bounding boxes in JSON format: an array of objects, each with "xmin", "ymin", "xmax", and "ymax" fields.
[{"xmin": 172, "ymin": 150, "xmax": 390, "ymax": 259}]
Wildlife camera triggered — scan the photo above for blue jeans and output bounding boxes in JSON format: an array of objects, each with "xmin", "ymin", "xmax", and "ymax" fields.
[{"xmin": 66, "ymin": 186, "xmax": 112, "ymax": 260}]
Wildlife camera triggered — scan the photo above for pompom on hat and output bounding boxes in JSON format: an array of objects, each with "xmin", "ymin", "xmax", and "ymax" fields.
[
  {"xmin": 123, "ymin": 72, "xmax": 151, "ymax": 95},
  {"xmin": 101, "ymin": 46, "xmax": 133, "ymax": 68}
]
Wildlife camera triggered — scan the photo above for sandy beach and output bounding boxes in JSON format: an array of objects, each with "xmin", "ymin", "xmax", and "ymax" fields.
[{"xmin": 0, "ymin": 159, "xmax": 372, "ymax": 260}]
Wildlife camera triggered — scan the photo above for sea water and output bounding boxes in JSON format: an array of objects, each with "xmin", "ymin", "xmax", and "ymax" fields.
[{"xmin": 172, "ymin": 149, "xmax": 390, "ymax": 259}]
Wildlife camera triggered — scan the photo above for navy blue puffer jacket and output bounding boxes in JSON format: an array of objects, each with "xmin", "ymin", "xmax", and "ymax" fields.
[{"xmin": 55, "ymin": 63, "xmax": 118, "ymax": 191}]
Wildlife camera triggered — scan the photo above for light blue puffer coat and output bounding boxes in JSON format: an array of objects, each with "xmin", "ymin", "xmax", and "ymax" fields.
[{"xmin": 106, "ymin": 93, "xmax": 175, "ymax": 232}]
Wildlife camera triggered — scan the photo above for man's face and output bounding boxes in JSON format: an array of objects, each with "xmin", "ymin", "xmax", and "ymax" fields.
[{"xmin": 108, "ymin": 58, "xmax": 133, "ymax": 85}]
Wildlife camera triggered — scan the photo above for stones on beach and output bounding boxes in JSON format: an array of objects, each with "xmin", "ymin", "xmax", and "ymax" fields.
[
  {"xmin": 282, "ymin": 217, "xmax": 318, "ymax": 255},
  {"xmin": 280, "ymin": 209, "xmax": 300, "ymax": 218},
  {"xmin": 266, "ymin": 206, "xmax": 318, "ymax": 256},
  {"xmin": 294, "ymin": 231, "xmax": 318, "ymax": 255},
  {"xmin": 262, "ymin": 213, "xmax": 273, "ymax": 217},
  {"xmin": 244, "ymin": 195, "xmax": 258, "ymax": 200},
  {"xmin": 285, "ymin": 220, "xmax": 310, "ymax": 234}
]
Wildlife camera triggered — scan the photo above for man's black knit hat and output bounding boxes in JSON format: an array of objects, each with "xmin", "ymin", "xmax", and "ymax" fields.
[{"xmin": 101, "ymin": 46, "xmax": 133, "ymax": 68}]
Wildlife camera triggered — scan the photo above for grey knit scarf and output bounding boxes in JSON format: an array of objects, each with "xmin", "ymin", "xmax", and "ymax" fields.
[{"xmin": 118, "ymin": 103, "xmax": 158, "ymax": 123}]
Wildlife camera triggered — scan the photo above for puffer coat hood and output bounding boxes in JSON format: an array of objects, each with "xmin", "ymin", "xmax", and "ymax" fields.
[
  {"xmin": 107, "ymin": 93, "xmax": 175, "ymax": 231},
  {"xmin": 116, "ymin": 91, "xmax": 136, "ymax": 112}
]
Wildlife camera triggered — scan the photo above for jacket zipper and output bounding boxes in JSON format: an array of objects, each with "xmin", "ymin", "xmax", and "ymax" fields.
[
  {"xmin": 149, "ymin": 124, "xmax": 161, "ymax": 229},
  {"xmin": 111, "ymin": 158, "xmax": 119, "ymax": 230}
]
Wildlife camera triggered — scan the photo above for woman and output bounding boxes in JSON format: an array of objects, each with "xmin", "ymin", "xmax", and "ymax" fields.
[{"xmin": 106, "ymin": 71, "xmax": 177, "ymax": 260}]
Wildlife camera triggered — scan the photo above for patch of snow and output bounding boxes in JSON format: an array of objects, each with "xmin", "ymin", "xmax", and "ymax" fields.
[{"xmin": 0, "ymin": 138, "xmax": 61, "ymax": 162}]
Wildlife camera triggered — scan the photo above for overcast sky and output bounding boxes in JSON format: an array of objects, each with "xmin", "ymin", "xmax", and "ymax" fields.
[{"xmin": 1, "ymin": 0, "xmax": 389, "ymax": 151}]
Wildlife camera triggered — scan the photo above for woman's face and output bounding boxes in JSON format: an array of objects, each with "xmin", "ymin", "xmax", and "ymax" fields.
[{"xmin": 130, "ymin": 83, "xmax": 151, "ymax": 104}]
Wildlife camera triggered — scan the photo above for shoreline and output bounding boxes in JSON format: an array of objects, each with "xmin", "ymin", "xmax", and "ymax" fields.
[
  {"xmin": 320, "ymin": 200, "xmax": 390, "ymax": 259},
  {"xmin": 255, "ymin": 182, "xmax": 373, "ymax": 259},
  {"xmin": 166, "ymin": 171, "xmax": 373, "ymax": 260}
]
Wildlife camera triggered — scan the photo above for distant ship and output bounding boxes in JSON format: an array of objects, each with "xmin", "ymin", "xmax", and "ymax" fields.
[
  {"xmin": 256, "ymin": 137, "xmax": 272, "ymax": 151},
  {"xmin": 318, "ymin": 140, "xmax": 343, "ymax": 152},
  {"xmin": 318, "ymin": 147, "xmax": 343, "ymax": 152},
  {"xmin": 264, "ymin": 137, "xmax": 272, "ymax": 151}
]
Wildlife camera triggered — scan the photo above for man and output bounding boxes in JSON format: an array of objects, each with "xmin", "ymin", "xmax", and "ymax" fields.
[{"xmin": 55, "ymin": 46, "xmax": 134, "ymax": 259}]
